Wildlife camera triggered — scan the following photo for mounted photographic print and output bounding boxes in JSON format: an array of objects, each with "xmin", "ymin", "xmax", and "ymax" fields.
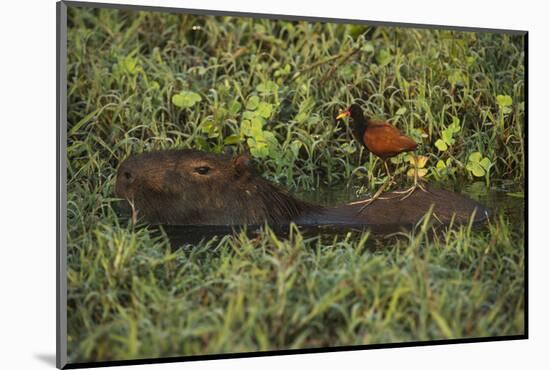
[{"xmin": 56, "ymin": 1, "xmax": 527, "ymax": 368}]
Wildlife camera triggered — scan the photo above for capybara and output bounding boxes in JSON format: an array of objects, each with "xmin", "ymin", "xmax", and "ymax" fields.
[{"xmin": 115, "ymin": 149, "xmax": 489, "ymax": 229}]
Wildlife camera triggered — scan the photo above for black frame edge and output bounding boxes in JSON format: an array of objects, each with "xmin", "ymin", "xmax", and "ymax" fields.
[
  {"xmin": 63, "ymin": 335, "xmax": 527, "ymax": 369},
  {"xmin": 62, "ymin": 0, "xmax": 527, "ymax": 35},
  {"xmin": 523, "ymin": 32, "xmax": 529, "ymax": 339},
  {"xmin": 57, "ymin": 1, "xmax": 68, "ymax": 369}
]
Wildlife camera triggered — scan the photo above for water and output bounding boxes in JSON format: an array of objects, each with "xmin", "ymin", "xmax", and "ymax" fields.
[
  {"xmin": 155, "ymin": 179, "xmax": 525, "ymax": 248},
  {"xmin": 459, "ymin": 179, "xmax": 525, "ymax": 221},
  {"xmin": 296, "ymin": 179, "xmax": 524, "ymax": 219}
]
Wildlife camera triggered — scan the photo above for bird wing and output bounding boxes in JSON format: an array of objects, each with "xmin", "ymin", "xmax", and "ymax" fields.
[{"xmin": 363, "ymin": 123, "xmax": 417, "ymax": 156}]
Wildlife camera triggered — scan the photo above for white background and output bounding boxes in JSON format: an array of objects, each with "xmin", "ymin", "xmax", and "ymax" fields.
[{"xmin": 0, "ymin": 0, "xmax": 546, "ymax": 369}]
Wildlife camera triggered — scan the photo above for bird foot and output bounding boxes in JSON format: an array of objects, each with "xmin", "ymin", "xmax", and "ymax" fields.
[
  {"xmin": 356, "ymin": 198, "xmax": 375, "ymax": 213},
  {"xmin": 355, "ymin": 181, "xmax": 391, "ymax": 213},
  {"xmin": 397, "ymin": 182, "xmax": 427, "ymax": 201}
]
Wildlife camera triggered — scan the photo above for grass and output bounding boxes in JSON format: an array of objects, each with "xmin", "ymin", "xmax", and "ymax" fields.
[
  {"xmin": 68, "ymin": 218, "xmax": 524, "ymax": 361},
  {"xmin": 65, "ymin": 6, "xmax": 525, "ymax": 363}
]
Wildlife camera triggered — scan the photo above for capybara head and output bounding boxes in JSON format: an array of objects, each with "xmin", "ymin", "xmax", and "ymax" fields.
[{"xmin": 114, "ymin": 149, "xmax": 315, "ymax": 225}]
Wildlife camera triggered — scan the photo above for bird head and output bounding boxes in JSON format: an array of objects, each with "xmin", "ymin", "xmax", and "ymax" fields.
[{"xmin": 336, "ymin": 103, "xmax": 364, "ymax": 122}]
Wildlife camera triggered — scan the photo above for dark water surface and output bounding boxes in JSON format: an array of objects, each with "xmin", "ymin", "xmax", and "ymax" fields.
[{"xmin": 156, "ymin": 179, "xmax": 524, "ymax": 248}]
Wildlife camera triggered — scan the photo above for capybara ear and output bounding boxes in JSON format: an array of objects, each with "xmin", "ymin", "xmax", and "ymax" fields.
[{"xmin": 233, "ymin": 152, "xmax": 250, "ymax": 175}]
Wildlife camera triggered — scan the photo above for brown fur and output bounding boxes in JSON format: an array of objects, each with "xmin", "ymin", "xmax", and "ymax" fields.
[
  {"xmin": 115, "ymin": 149, "xmax": 319, "ymax": 225},
  {"xmin": 115, "ymin": 149, "xmax": 488, "ymax": 228}
]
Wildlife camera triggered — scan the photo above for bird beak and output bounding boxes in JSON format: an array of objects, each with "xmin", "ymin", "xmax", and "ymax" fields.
[{"xmin": 336, "ymin": 110, "xmax": 351, "ymax": 120}]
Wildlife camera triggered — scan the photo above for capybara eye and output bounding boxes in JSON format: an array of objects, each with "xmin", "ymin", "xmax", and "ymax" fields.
[
  {"xmin": 194, "ymin": 166, "xmax": 211, "ymax": 175},
  {"xmin": 124, "ymin": 171, "xmax": 132, "ymax": 180}
]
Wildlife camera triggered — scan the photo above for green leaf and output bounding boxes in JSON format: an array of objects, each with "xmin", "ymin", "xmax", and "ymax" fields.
[
  {"xmin": 479, "ymin": 157, "xmax": 492, "ymax": 170},
  {"xmin": 197, "ymin": 66, "xmax": 207, "ymax": 76},
  {"xmin": 150, "ymin": 81, "xmax": 160, "ymax": 90},
  {"xmin": 274, "ymin": 64, "xmax": 291, "ymax": 78},
  {"xmin": 411, "ymin": 127, "xmax": 428, "ymax": 139},
  {"xmin": 450, "ymin": 116, "xmax": 461, "ymax": 133},
  {"xmin": 361, "ymin": 43, "xmax": 374, "ymax": 53},
  {"xmin": 470, "ymin": 163, "xmax": 486, "ymax": 177},
  {"xmin": 172, "ymin": 91, "xmax": 202, "ymax": 108},
  {"xmin": 249, "ymin": 118, "xmax": 264, "ymax": 136},
  {"xmin": 466, "ymin": 152, "xmax": 490, "ymax": 177},
  {"xmin": 341, "ymin": 142, "xmax": 356, "ymax": 155},
  {"xmin": 395, "ymin": 107, "xmax": 407, "ymax": 116},
  {"xmin": 469, "ymin": 152, "xmax": 482, "ymax": 163},
  {"xmin": 241, "ymin": 120, "xmax": 252, "ymax": 135},
  {"xmin": 376, "ymin": 49, "xmax": 392, "ymax": 67},
  {"xmin": 502, "ymin": 106, "xmax": 512, "ymax": 114},
  {"xmin": 247, "ymin": 138, "xmax": 269, "ymax": 158},
  {"xmin": 435, "ymin": 139, "xmax": 448, "ymax": 151},
  {"xmin": 195, "ymin": 136, "xmax": 208, "ymax": 150},
  {"xmin": 242, "ymin": 110, "xmax": 257, "ymax": 120},
  {"xmin": 200, "ymin": 120, "xmax": 219, "ymax": 138},
  {"xmin": 223, "ymin": 135, "xmax": 241, "ymax": 145},
  {"xmin": 246, "ymin": 96, "xmax": 260, "ymax": 110},
  {"xmin": 256, "ymin": 102, "xmax": 273, "ymax": 119},
  {"xmin": 338, "ymin": 65, "xmax": 355, "ymax": 80},
  {"xmin": 263, "ymin": 131, "xmax": 277, "ymax": 144},
  {"xmin": 447, "ymin": 69, "xmax": 464, "ymax": 86},
  {"xmin": 436, "ymin": 160, "xmax": 446, "ymax": 170},
  {"xmin": 241, "ymin": 117, "xmax": 264, "ymax": 140},
  {"xmin": 117, "ymin": 56, "xmax": 139, "ymax": 75},
  {"xmin": 228, "ymin": 100, "xmax": 242, "ymax": 115},
  {"xmin": 256, "ymin": 81, "xmax": 279, "ymax": 93},
  {"xmin": 441, "ymin": 128, "xmax": 455, "ymax": 145},
  {"xmin": 496, "ymin": 94, "xmax": 513, "ymax": 107}
]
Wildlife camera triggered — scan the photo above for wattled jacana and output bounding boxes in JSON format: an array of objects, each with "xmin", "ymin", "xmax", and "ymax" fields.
[{"xmin": 337, "ymin": 103, "xmax": 425, "ymax": 208}]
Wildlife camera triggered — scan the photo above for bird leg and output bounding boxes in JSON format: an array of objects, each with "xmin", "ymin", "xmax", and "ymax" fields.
[
  {"xmin": 354, "ymin": 159, "xmax": 400, "ymax": 212},
  {"xmin": 384, "ymin": 159, "xmax": 397, "ymax": 187},
  {"xmin": 395, "ymin": 153, "xmax": 427, "ymax": 200},
  {"xmin": 351, "ymin": 159, "xmax": 400, "ymax": 213}
]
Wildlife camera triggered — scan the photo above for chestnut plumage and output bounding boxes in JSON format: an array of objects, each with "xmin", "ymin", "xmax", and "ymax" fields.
[{"xmin": 337, "ymin": 103, "xmax": 417, "ymax": 159}]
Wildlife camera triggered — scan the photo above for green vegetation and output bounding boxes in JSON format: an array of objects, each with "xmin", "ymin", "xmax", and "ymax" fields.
[{"xmin": 66, "ymin": 6, "xmax": 525, "ymax": 363}]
